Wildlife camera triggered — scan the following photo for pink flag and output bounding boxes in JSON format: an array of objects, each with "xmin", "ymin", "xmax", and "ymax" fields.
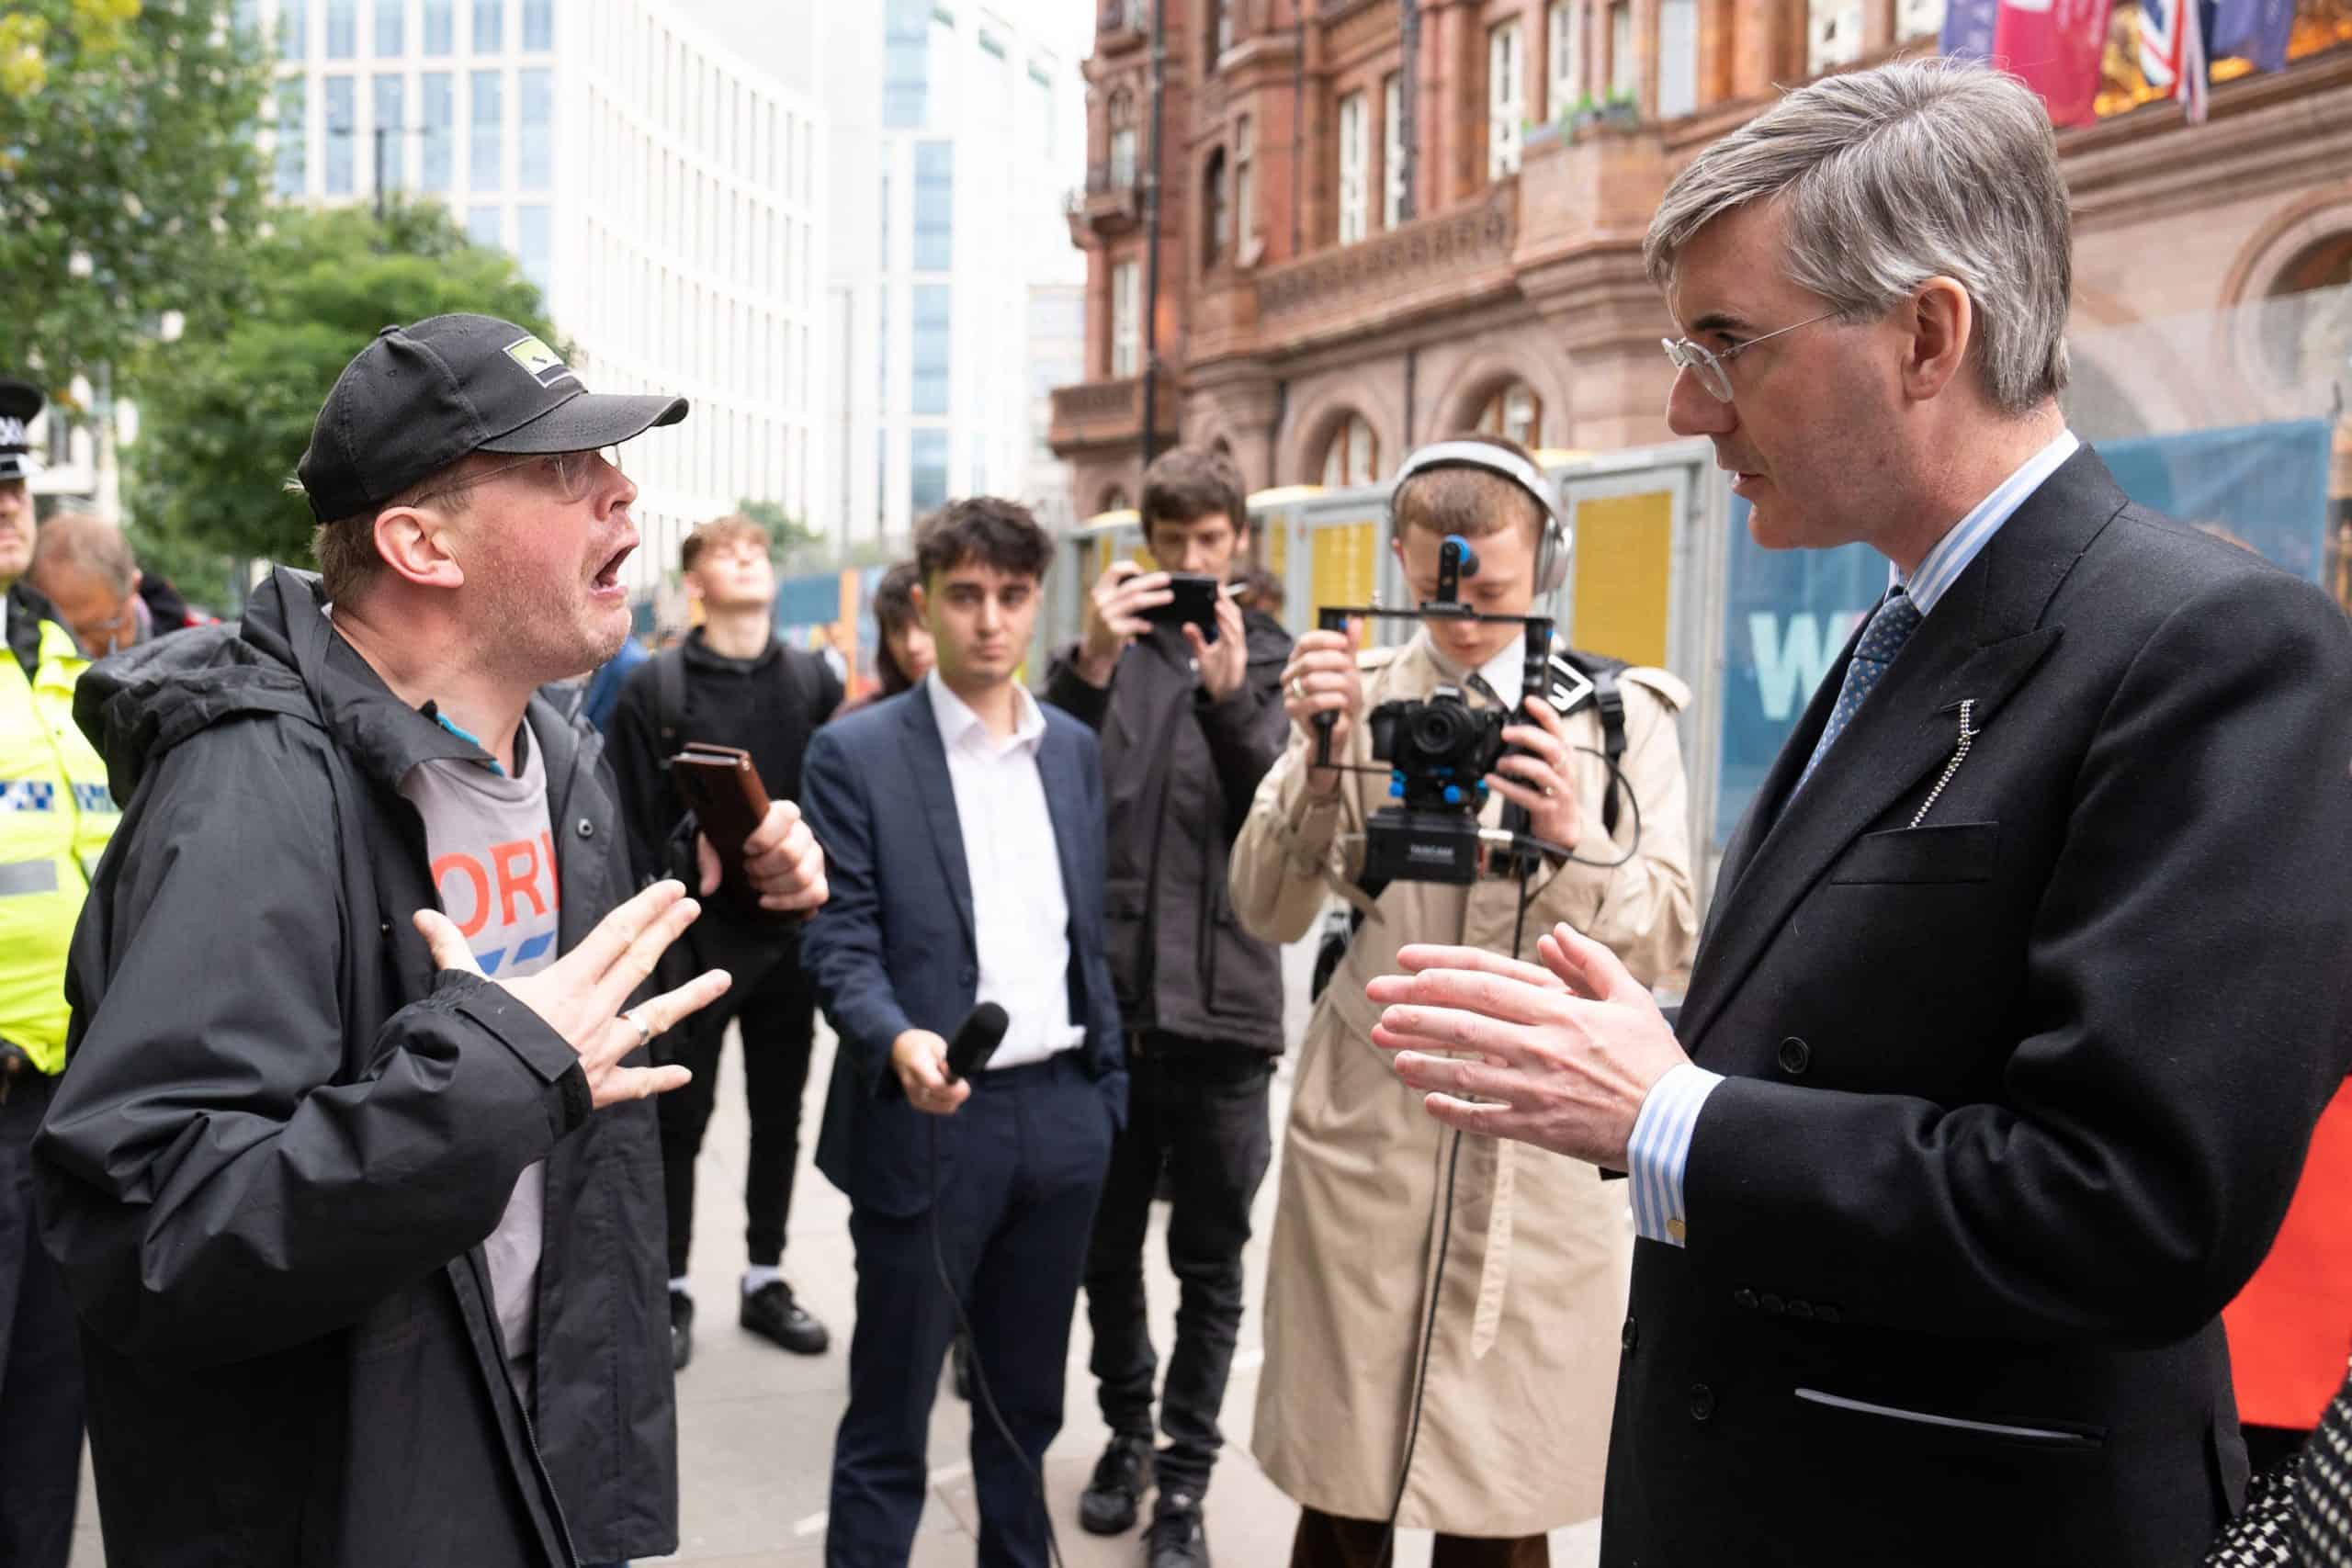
[{"xmin": 1994, "ymin": 0, "xmax": 2118, "ymax": 127}]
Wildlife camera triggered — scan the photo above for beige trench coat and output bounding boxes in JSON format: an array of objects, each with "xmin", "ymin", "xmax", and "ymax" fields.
[{"xmin": 1230, "ymin": 629, "xmax": 1697, "ymax": 1537}]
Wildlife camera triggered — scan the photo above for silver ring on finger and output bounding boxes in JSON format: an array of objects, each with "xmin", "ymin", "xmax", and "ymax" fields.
[
  {"xmin": 1289, "ymin": 677, "xmax": 1306, "ymax": 701},
  {"xmin": 622, "ymin": 1010, "xmax": 651, "ymax": 1051}
]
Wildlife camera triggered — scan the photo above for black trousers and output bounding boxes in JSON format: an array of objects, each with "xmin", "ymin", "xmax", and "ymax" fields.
[
  {"xmin": 1, "ymin": 1070, "xmax": 80, "ymax": 1568},
  {"xmin": 1081, "ymin": 1035, "xmax": 1274, "ymax": 1497},
  {"xmin": 828, "ymin": 1056, "xmax": 1114, "ymax": 1568},
  {"xmin": 658, "ymin": 949, "xmax": 819, "ymax": 1277}
]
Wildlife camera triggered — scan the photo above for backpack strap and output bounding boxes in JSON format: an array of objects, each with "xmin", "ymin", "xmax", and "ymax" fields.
[
  {"xmin": 1558, "ymin": 648, "xmax": 1630, "ymax": 839},
  {"xmin": 652, "ymin": 646, "xmax": 689, "ymax": 750}
]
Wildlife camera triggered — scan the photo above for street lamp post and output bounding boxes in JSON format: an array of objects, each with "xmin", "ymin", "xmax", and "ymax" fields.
[{"xmin": 325, "ymin": 119, "xmax": 429, "ymax": 224}]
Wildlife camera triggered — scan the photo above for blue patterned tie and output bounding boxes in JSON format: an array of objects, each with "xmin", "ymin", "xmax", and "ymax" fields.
[{"xmin": 1794, "ymin": 588, "xmax": 1923, "ymax": 793}]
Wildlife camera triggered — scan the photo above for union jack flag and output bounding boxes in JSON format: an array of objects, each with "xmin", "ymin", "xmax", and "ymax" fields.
[{"xmin": 2139, "ymin": 0, "xmax": 2211, "ymax": 123}]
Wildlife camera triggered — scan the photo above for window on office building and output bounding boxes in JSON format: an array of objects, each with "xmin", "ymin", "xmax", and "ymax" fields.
[
  {"xmin": 1488, "ymin": 18, "xmax": 1524, "ymax": 179},
  {"xmin": 911, "ymin": 428, "xmax": 949, "ymax": 514},
  {"xmin": 474, "ymin": 0, "xmax": 502, "ymax": 52},
  {"xmin": 518, "ymin": 68, "xmax": 552, "ymax": 190},
  {"xmin": 913, "ymin": 141, "xmax": 952, "ymax": 272},
  {"xmin": 326, "ymin": 0, "xmax": 356, "ymax": 58},
  {"xmin": 275, "ymin": 76, "xmax": 308, "ymax": 196},
  {"xmin": 424, "ymin": 0, "xmax": 453, "ymax": 54},
  {"xmin": 1659, "ymin": 0, "xmax": 1698, "ymax": 116},
  {"xmin": 466, "ymin": 206, "xmax": 500, "ymax": 250},
  {"xmin": 373, "ymin": 74, "xmax": 406, "ymax": 187},
  {"xmin": 1320, "ymin": 414, "xmax": 1377, "ymax": 488},
  {"xmin": 1383, "ymin": 73, "xmax": 1406, "ymax": 229},
  {"xmin": 279, "ymin": 0, "xmax": 307, "ymax": 59},
  {"xmin": 522, "ymin": 0, "xmax": 552, "ymax": 50},
  {"xmin": 422, "ymin": 71, "xmax": 453, "ymax": 189},
  {"xmin": 1547, "ymin": 1, "xmax": 1581, "ymax": 114},
  {"xmin": 1202, "ymin": 148, "xmax": 1228, "ymax": 268},
  {"xmin": 374, "ymin": 0, "xmax": 402, "ymax": 55},
  {"xmin": 912, "ymin": 283, "xmax": 950, "ymax": 416},
  {"xmin": 1235, "ymin": 113, "xmax": 1256, "ymax": 255},
  {"xmin": 1808, "ymin": 0, "xmax": 1864, "ymax": 74},
  {"xmin": 1337, "ymin": 91, "xmax": 1368, "ymax": 245},
  {"xmin": 324, "ymin": 75, "xmax": 356, "ymax": 192},
  {"xmin": 884, "ymin": 0, "xmax": 927, "ymax": 129},
  {"xmin": 470, "ymin": 70, "xmax": 502, "ymax": 190},
  {"xmin": 1111, "ymin": 259, "xmax": 1140, "ymax": 377},
  {"xmin": 515, "ymin": 203, "xmax": 552, "ymax": 299}
]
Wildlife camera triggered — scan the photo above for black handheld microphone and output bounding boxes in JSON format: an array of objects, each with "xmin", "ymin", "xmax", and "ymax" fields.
[{"xmin": 943, "ymin": 1002, "xmax": 1010, "ymax": 1082}]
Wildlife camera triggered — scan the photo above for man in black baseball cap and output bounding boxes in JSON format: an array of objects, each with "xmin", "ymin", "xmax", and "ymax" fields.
[{"xmin": 35, "ymin": 316, "xmax": 829, "ymax": 1567}]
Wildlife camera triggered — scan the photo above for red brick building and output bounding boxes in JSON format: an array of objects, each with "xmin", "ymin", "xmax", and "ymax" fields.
[{"xmin": 1049, "ymin": 0, "xmax": 2352, "ymax": 536}]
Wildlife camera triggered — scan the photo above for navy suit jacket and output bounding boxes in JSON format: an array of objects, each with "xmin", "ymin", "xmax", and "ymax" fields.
[{"xmin": 799, "ymin": 685, "xmax": 1128, "ymax": 1218}]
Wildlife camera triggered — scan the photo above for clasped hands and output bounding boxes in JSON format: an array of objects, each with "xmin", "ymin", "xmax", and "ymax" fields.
[{"xmin": 1365, "ymin": 922, "xmax": 1690, "ymax": 1170}]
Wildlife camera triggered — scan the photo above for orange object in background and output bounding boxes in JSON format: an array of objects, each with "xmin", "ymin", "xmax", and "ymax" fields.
[{"xmin": 2224, "ymin": 1079, "xmax": 2352, "ymax": 1429}]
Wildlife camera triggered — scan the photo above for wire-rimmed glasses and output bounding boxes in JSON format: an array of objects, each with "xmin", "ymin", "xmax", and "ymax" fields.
[
  {"xmin": 426, "ymin": 447, "xmax": 621, "ymax": 504},
  {"xmin": 1660, "ymin": 310, "xmax": 1840, "ymax": 402}
]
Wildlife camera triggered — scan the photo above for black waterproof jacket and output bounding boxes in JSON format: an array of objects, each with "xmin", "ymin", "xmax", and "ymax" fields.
[
  {"xmin": 1043, "ymin": 613, "xmax": 1292, "ymax": 1053},
  {"xmin": 32, "ymin": 568, "xmax": 676, "ymax": 1567}
]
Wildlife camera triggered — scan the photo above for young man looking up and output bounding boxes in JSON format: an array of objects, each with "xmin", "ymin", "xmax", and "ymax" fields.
[
  {"xmin": 606, "ymin": 513, "xmax": 842, "ymax": 1368},
  {"xmin": 800, "ymin": 499, "xmax": 1126, "ymax": 1568},
  {"xmin": 1043, "ymin": 448, "xmax": 1291, "ymax": 1568},
  {"xmin": 33, "ymin": 315, "xmax": 827, "ymax": 1568}
]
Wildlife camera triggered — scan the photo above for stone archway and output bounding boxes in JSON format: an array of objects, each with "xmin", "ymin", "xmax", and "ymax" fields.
[
  {"xmin": 1429, "ymin": 345, "xmax": 1577, "ymax": 452},
  {"xmin": 1281, "ymin": 374, "xmax": 1405, "ymax": 491}
]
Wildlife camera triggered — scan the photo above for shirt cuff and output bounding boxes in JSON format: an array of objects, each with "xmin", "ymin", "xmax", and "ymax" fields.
[{"xmin": 1626, "ymin": 1062, "xmax": 1724, "ymax": 1247}]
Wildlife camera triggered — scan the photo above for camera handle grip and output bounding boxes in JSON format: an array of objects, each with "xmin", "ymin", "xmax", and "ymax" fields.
[{"xmin": 1313, "ymin": 607, "xmax": 1352, "ymax": 773}]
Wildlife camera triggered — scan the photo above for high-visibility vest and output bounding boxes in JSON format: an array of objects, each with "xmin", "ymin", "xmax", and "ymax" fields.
[{"xmin": 0, "ymin": 615, "xmax": 118, "ymax": 1075}]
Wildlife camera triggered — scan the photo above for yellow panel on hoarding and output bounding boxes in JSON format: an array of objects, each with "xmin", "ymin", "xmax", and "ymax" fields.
[
  {"xmin": 1310, "ymin": 521, "xmax": 1378, "ymax": 620},
  {"xmin": 1571, "ymin": 491, "xmax": 1673, "ymax": 669},
  {"xmin": 1262, "ymin": 521, "xmax": 1287, "ymax": 575}
]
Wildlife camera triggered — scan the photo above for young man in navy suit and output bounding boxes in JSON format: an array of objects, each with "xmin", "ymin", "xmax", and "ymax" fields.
[{"xmin": 800, "ymin": 498, "xmax": 1126, "ymax": 1568}]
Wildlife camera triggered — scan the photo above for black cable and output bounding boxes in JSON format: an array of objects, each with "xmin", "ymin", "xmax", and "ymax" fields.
[
  {"xmin": 1372, "ymin": 874, "xmax": 1538, "ymax": 1566},
  {"xmin": 927, "ymin": 1114, "xmax": 1066, "ymax": 1568}
]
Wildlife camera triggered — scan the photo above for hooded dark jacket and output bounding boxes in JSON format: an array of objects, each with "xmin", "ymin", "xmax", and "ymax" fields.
[
  {"xmin": 32, "ymin": 567, "xmax": 676, "ymax": 1567},
  {"xmin": 1043, "ymin": 612, "xmax": 1292, "ymax": 1052}
]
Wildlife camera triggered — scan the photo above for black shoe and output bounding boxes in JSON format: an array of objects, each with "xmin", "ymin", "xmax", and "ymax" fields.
[
  {"xmin": 740, "ymin": 1280, "xmax": 830, "ymax": 1355},
  {"xmin": 1078, "ymin": 1433, "xmax": 1154, "ymax": 1536},
  {"xmin": 669, "ymin": 1290, "xmax": 694, "ymax": 1371},
  {"xmin": 1147, "ymin": 1492, "xmax": 1209, "ymax": 1568}
]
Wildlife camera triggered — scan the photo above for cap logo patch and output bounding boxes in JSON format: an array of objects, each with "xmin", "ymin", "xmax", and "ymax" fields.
[{"xmin": 502, "ymin": 334, "xmax": 578, "ymax": 390}]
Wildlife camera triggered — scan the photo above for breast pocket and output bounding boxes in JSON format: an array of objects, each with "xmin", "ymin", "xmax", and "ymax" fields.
[{"xmin": 1827, "ymin": 821, "xmax": 1999, "ymax": 886}]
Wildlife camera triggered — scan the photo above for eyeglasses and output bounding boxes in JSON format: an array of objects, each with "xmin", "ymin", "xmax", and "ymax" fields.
[
  {"xmin": 424, "ymin": 447, "xmax": 621, "ymax": 505},
  {"xmin": 1660, "ymin": 310, "xmax": 1840, "ymax": 402}
]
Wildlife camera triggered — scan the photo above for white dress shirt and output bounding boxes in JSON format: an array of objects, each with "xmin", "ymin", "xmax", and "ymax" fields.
[{"xmin": 924, "ymin": 670, "xmax": 1085, "ymax": 1070}]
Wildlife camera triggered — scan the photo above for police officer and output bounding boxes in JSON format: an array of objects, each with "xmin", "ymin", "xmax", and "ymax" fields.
[{"xmin": 0, "ymin": 375, "xmax": 116, "ymax": 1565}]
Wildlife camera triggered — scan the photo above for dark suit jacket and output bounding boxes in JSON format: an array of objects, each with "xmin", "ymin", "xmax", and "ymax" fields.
[
  {"xmin": 798, "ymin": 685, "xmax": 1127, "ymax": 1218},
  {"xmin": 1602, "ymin": 449, "xmax": 2352, "ymax": 1567}
]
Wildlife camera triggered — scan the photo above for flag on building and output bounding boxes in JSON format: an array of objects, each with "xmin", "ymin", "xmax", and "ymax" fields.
[
  {"xmin": 2139, "ymin": 0, "xmax": 2213, "ymax": 121},
  {"xmin": 1939, "ymin": 0, "xmax": 2000, "ymax": 58},
  {"xmin": 2211, "ymin": 0, "xmax": 2292, "ymax": 73},
  {"xmin": 1993, "ymin": 0, "xmax": 2118, "ymax": 127}
]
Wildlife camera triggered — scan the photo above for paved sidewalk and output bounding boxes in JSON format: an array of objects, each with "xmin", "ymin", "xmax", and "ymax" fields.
[{"xmin": 67, "ymin": 1011, "xmax": 1605, "ymax": 1568}]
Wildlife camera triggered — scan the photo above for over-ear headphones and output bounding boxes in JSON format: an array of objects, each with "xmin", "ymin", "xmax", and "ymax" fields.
[{"xmin": 1385, "ymin": 439, "xmax": 1571, "ymax": 596}]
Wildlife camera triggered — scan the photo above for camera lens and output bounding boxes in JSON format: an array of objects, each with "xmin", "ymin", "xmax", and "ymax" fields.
[{"xmin": 1410, "ymin": 705, "xmax": 1466, "ymax": 758}]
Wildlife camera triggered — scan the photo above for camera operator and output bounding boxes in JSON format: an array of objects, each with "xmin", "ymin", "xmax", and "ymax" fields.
[
  {"xmin": 1041, "ymin": 447, "xmax": 1291, "ymax": 1566},
  {"xmin": 1229, "ymin": 433, "xmax": 1696, "ymax": 1567}
]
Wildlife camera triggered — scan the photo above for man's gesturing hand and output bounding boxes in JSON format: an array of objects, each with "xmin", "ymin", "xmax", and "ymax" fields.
[
  {"xmin": 697, "ymin": 799, "xmax": 829, "ymax": 914},
  {"xmin": 414, "ymin": 879, "xmax": 731, "ymax": 1109},
  {"xmin": 1363, "ymin": 922, "xmax": 1689, "ymax": 1169}
]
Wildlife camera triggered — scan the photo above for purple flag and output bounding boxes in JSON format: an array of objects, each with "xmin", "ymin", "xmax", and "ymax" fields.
[
  {"xmin": 2211, "ymin": 0, "xmax": 2292, "ymax": 73},
  {"xmin": 1940, "ymin": 0, "xmax": 2000, "ymax": 58}
]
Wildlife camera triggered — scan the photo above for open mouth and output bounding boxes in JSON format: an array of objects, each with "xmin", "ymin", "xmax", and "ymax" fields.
[{"xmin": 592, "ymin": 540, "xmax": 635, "ymax": 592}]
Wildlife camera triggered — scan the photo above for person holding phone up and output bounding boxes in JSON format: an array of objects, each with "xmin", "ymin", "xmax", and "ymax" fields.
[{"xmin": 1043, "ymin": 448, "xmax": 1293, "ymax": 1568}]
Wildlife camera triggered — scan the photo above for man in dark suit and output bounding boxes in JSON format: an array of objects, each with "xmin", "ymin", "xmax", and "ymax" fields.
[
  {"xmin": 800, "ymin": 497, "xmax": 1126, "ymax": 1568},
  {"xmin": 1360, "ymin": 58, "xmax": 2352, "ymax": 1566}
]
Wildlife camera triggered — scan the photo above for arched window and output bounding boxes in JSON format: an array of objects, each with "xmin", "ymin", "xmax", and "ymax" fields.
[
  {"xmin": 1108, "ymin": 88, "xmax": 1138, "ymax": 188},
  {"xmin": 1476, "ymin": 382, "xmax": 1545, "ymax": 448},
  {"xmin": 1319, "ymin": 413, "xmax": 1378, "ymax": 489},
  {"xmin": 1099, "ymin": 485, "xmax": 1132, "ymax": 514},
  {"xmin": 2258, "ymin": 231, "xmax": 2352, "ymax": 389},
  {"xmin": 1203, "ymin": 148, "xmax": 1230, "ymax": 269}
]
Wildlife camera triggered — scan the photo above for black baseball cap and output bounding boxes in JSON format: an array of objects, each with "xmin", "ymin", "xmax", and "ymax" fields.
[{"xmin": 297, "ymin": 313, "xmax": 687, "ymax": 521}]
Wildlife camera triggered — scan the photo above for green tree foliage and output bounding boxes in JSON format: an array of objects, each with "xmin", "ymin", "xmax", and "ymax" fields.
[
  {"xmin": 126, "ymin": 200, "xmax": 561, "ymax": 572},
  {"xmin": 0, "ymin": 0, "xmax": 273, "ymax": 390}
]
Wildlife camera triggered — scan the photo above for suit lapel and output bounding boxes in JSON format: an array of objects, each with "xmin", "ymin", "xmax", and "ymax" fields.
[
  {"xmin": 899, "ymin": 694, "xmax": 977, "ymax": 949},
  {"xmin": 1678, "ymin": 447, "xmax": 2127, "ymax": 1051},
  {"xmin": 1035, "ymin": 722, "xmax": 1089, "ymax": 929}
]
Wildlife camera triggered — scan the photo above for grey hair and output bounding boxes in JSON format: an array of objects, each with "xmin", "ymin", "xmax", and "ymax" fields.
[
  {"xmin": 32, "ymin": 507, "xmax": 138, "ymax": 594},
  {"xmin": 1644, "ymin": 57, "xmax": 2072, "ymax": 415}
]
